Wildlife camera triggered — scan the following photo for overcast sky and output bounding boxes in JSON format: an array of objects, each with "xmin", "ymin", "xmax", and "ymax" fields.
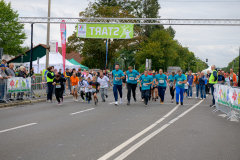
[{"xmin": 5, "ymin": 0, "xmax": 240, "ymax": 68}]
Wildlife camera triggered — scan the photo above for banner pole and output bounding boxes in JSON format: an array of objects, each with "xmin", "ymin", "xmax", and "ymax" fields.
[{"xmin": 105, "ymin": 39, "xmax": 108, "ymax": 74}]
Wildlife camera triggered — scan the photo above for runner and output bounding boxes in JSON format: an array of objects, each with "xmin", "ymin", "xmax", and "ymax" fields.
[
  {"xmin": 97, "ymin": 72, "xmax": 112, "ymax": 102},
  {"xmin": 85, "ymin": 77, "xmax": 92, "ymax": 103},
  {"xmin": 112, "ymin": 64, "xmax": 125, "ymax": 106},
  {"xmin": 139, "ymin": 70, "xmax": 153, "ymax": 107},
  {"xmin": 78, "ymin": 76, "xmax": 88, "ymax": 102},
  {"xmin": 122, "ymin": 71, "xmax": 127, "ymax": 88},
  {"xmin": 126, "ymin": 66, "xmax": 140, "ymax": 105},
  {"xmin": 173, "ymin": 70, "xmax": 187, "ymax": 105},
  {"xmin": 148, "ymin": 69, "xmax": 153, "ymax": 100},
  {"xmin": 151, "ymin": 72, "xmax": 158, "ymax": 101},
  {"xmin": 90, "ymin": 76, "xmax": 100, "ymax": 105},
  {"xmin": 52, "ymin": 74, "xmax": 66, "ymax": 106},
  {"xmin": 155, "ymin": 69, "xmax": 167, "ymax": 104},
  {"xmin": 70, "ymin": 73, "xmax": 79, "ymax": 102},
  {"xmin": 84, "ymin": 70, "xmax": 93, "ymax": 80},
  {"xmin": 168, "ymin": 72, "xmax": 175, "ymax": 103}
]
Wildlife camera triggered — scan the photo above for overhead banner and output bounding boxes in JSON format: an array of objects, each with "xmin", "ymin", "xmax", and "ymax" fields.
[
  {"xmin": 7, "ymin": 77, "xmax": 31, "ymax": 93},
  {"xmin": 76, "ymin": 24, "xmax": 134, "ymax": 39},
  {"xmin": 60, "ymin": 20, "xmax": 66, "ymax": 74}
]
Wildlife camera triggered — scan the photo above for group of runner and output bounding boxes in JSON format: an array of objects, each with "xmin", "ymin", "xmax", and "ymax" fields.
[{"xmin": 46, "ymin": 64, "xmax": 188, "ymax": 106}]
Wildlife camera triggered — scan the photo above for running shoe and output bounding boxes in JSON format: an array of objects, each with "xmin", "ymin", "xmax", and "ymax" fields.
[
  {"xmin": 88, "ymin": 101, "xmax": 90, "ymax": 104},
  {"xmin": 171, "ymin": 99, "xmax": 173, "ymax": 103},
  {"xmin": 142, "ymin": 99, "xmax": 144, "ymax": 102},
  {"xmin": 115, "ymin": 101, "xmax": 118, "ymax": 106},
  {"xmin": 73, "ymin": 97, "xmax": 75, "ymax": 101},
  {"xmin": 161, "ymin": 101, "xmax": 164, "ymax": 105},
  {"xmin": 81, "ymin": 100, "xmax": 85, "ymax": 102},
  {"xmin": 195, "ymin": 97, "xmax": 198, "ymax": 99},
  {"xmin": 154, "ymin": 98, "xmax": 156, "ymax": 101},
  {"xmin": 176, "ymin": 102, "xmax": 179, "ymax": 105},
  {"xmin": 127, "ymin": 101, "xmax": 130, "ymax": 105},
  {"xmin": 200, "ymin": 98, "xmax": 203, "ymax": 100},
  {"xmin": 152, "ymin": 97, "xmax": 154, "ymax": 101},
  {"xmin": 57, "ymin": 102, "xmax": 61, "ymax": 106},
  {"xmin": 97, "ymin": 99, "xmax": 98, "ymax": 104},
  {"xmin": 106, "ymin": 95, "xmax": 108, "ymax": 98},
  {"xmin": 120, "ymin": 98, "xmax": 122, "ymax": 104},
  {"xmin": 75, "ymin": 99, "xmax": 78, "ymax": 102},
  {"xmin": 181, "ymin": 102, "xmax": 183, "ymax": 105},
  {"xmin": 95, "ymin": 100, "xmax": 97, "ymax": 105},
  {"xmin": 102, "ymin": 99, "xmax": 106, "ymax": 102},
  {"xmin": 134, "ymin": 98, "xmax": 136, "ymax": 102}
]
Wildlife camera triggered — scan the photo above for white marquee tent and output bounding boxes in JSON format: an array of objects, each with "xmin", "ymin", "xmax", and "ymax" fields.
[
  {"xmin": 25, "ymin": 52, "xmax": 79, "ymax": 73},
  {"xmin": 202, "ymin": 65, "xmax": 212, "ymax": 74}
]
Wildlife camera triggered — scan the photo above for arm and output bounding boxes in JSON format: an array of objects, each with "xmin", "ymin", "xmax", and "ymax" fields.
[
  {"xmin": 173, "ymin": 80, "xmax": 176, "ymax": 89},
  {"xmin": 47, "ymin": 72, "xmax": 55, "ymax": 79},
  {"xmin": 213, "ymin": 71, "xmax": 218, "ymax": 82}
]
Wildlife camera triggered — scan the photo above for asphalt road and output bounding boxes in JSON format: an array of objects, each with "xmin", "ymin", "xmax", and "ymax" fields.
[{"xmin": 0, "ymin": 87, "xmax": 239, "ymax": 160}]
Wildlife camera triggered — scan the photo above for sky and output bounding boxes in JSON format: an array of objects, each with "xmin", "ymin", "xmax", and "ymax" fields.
[{"xmin": 4, "ymin": 0, "xmax": 240, "ymax": 68}]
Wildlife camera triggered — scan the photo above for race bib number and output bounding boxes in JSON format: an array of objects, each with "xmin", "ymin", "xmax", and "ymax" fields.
[
  {"xmin": 170, "ymin": 82, "xmax": 173, "ymax": 87},
  {"xmin": 129, "ymin": 77, "xmax": 134, "ymax": 80},
  {"xmin": 115, "ymin": 77, "xmax": 120, "ymax": 81},
  {"xmin": 80, "ymin": 87, "xmax": 84, "ymax": 91},
  {"xmin": 56, "ymin": 85, "xmax": 61, "ymax": 88},
  {"xmin": 178, "ymin": 81, "xmax": 182, "ymax": 85},
  {"xmin": 92, "ymin": 88, "xmax": 96, "ymax": 92},
  {"xmin": 143, "ymin": 83, "xmax": 148, "ymax": 87},
  {"xmin": 100, "ymin": 85, "xmax": 105, "ymax": 88},
  {"xmin": 159, "ymin": 80, "xmax": 164, "ymax": 84},
  {"xmin": 73, "ymin": 86, "xmax": 75, "ymax": 89}
]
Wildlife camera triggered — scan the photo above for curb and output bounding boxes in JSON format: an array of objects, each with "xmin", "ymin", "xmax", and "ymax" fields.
[
  {"xmin": 0, "ymin": 95, "xmax": 73, "ymax": 108},
  {"xmin": 0, "ymin": 88, "xmax": 113, "ymax": 108}
]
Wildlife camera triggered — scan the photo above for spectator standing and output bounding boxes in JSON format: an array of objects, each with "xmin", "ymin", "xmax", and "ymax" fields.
[
  {"xmin": 209, "ymin": 65, "xmax": 218, "ymax": 107},
  {"xmin": 17, "ymin": 66, "xmax": 28, "ymax": 100},
  {"xmin": 217, "ymin": 70, "xmax": 225, "ymax": 84},
  {"xmin": 194, "ymin": 72, "xmax": 200, "ymax": 99},
  {"xmin": 230, "ymin": 68, "xmax": 237, "ymax": 86},
  {"xmin": 6, "ymin": 63, "xmax": 15, "ymax": 100},
  {"xmin": 199, "ymin": 72, "xmax": 207, "ymax": 100},
  {"xmin": 65, "ymin": 68, "xmax": 71, "ymax": 93},
  {"xmin": 225, "ymin": 72, "xmax": 232, "ymax": 86},
  {"xmin": 187, "ymin": 70, "xmax": 194, "ymax": 98},
  {"xmin": 206, "ymin": 70, "xmax": 211, "ymax": 94},
  {"xmin": 0, "ymin": 64, "xmax": 10, "ymax": 101}
]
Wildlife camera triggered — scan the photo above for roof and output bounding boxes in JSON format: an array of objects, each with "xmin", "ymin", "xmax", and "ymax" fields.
[
  {"xmin": 58, "ymin": 47, "xmax": 83, "ymax": 64},
  {"xmin": 7, "ymin": 44, "xmax": 47, "ymax": 63}
]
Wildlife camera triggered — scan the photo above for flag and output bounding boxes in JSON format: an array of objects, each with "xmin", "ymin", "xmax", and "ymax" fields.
[{"xmin": 60, "ymin": 20, "xmax": 66, "ymax": 74}]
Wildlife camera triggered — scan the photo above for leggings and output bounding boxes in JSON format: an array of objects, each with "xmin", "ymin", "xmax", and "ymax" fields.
[
  {"xmin": 86, "ymin": 92, "xmax": 92, "ymax": 101},
  {"xmin": 170, "ymin": 86, "xmax": 175, "ymax": 99},
  {"xmin": 80, "ymin": 91, "xmax": 85, "ymax": 100},
  {"xmin": 55, "ymin": 89, "xmax": 63, "ymax": 103}
]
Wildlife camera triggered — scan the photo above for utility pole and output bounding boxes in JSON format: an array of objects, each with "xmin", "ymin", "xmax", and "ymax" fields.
[
  {"xmin": 45, "ymin": 0, "xmax": 51, "ymax": 69},
  {"xmin": 29, "ymin": 23, "xmax": 33, "ymax": 76}
]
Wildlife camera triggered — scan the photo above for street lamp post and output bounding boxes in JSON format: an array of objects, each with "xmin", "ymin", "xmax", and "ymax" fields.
[{"xmin": 45, "ymin": 0, "xmax": 51, "ymax": 69}]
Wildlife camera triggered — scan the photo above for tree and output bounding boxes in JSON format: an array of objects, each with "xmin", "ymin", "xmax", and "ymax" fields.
[{"xmin": 0, "ymin": 0, "xmax": 27, "ymax": 56}]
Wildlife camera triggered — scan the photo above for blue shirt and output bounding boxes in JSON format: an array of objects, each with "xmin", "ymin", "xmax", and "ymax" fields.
[
  {"xmin": 168, "ymin": 75, "xmax": 175, "ymax": 82},
  {"xmin": 187, "ymin": 75, "xmax": 194, "ymax": 85},
  {"xmin": 155, "ymin": 74, "xmax": 167, "ymax": 87},
  {"xmin": 126, "ymin": 70, "xmax": 140, "ymax": 84},
  {"xmin": 112, "ymin": 69, "xmax": 124, "ymax": 85},
  {"xmin": 175, "ymin": 74, "xmax": 187, "ymax": 89},
  {"xmin": 139, "ymin": 75, "xmax": 153, "ymax": 90}
]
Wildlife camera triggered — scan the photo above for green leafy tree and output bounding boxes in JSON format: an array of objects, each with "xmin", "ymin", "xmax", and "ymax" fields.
[{"xmin": 0, "ymin": 0, "xmax": 27, "ymax": 55}]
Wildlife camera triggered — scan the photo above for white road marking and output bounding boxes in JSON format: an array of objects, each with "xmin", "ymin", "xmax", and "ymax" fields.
[
  {"xmin": 98, "ymin": 105, "xmax": 180, "ymax": 160},
  {"xmin": 109, "ymin": 102, "xmax": 115, "ymax": 104},
  {"xmin": 114, "ymin": 100, "xmax": 204, "ymax": 160},
  {"xmin": 0, "ymin": 123, "xmax": 37, "ymax": 134},
  {"xmin": 70, "ymin": 108, "xmax": 95, "ymax": 115}
]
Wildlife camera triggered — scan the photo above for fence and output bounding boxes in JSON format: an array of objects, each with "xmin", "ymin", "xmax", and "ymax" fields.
[
  {"xmin": 0, "ymin": 77, "xmax": 32, "ymax": 103},
  {"xmin": 213, "ymin": 84, "xmax": 240, "ymax": 120}
]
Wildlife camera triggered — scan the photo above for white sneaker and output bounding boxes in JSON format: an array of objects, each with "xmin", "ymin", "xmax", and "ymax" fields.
[
  {"xmin": 203, "ymin": 98, "xmax": 206, "ymax": 100},
  {"xmin": 75, "ymin": 99, "xmax": 78, "ymax": 102},
  {"xmin": 81, "ymin": 100, "xmax": 85, "ymax": 102},
  {"xmin": 200, "ymin": 98, "xmax": 203, "ymax": 100},
  {"xmin": 120, "ymin": 98, "xmax": 122, "ymax": 104},
  {"xmin": 115, "ymin": 101, "xmax": 118, "ymax": 106},
  {"xmin": 190, "ymin": 97, "xmax": 192, "ymax": 99},
  {"xmin": 195, "ymin": 97, "xmax": 198, "ymax": 99},
  {"xmin": 73, "ymin": 97, "xmax": 75, "ymax": 101}
]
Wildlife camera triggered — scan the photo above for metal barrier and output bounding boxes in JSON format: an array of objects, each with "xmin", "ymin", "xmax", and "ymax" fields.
[
  {"xmin": 0, "ymin": 77, "xmax": 32, "ymax": 103},
  {"xmin": 213, "ymin": 84, "xmax": 240, "ymax": 121}
]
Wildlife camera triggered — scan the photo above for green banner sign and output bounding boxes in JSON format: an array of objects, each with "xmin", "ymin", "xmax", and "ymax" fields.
[{"xmin": 76, "ymin": 24, "xmax": 133, "ymax": 39}]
